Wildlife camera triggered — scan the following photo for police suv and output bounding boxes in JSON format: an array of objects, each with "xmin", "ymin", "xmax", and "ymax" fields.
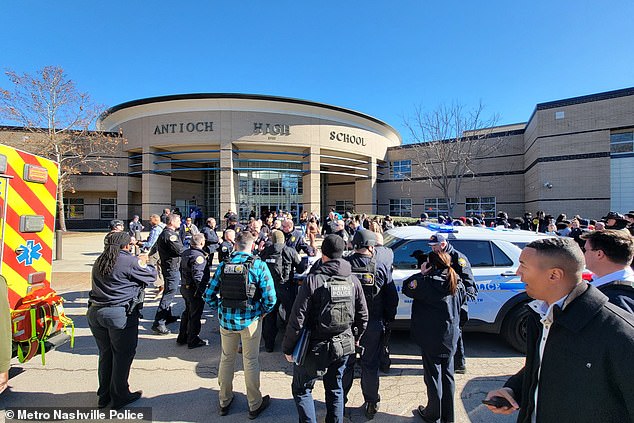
[{"xmin": 384, "ymin": 223, "xmax": 553, "ymax": 353}]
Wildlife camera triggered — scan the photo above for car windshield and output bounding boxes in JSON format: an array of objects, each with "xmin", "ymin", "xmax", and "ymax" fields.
[{"xmin": 382, "ymin": 233, "xmax": 402, "ymax": 248}]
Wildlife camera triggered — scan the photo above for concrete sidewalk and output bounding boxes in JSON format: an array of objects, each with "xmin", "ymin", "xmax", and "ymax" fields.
[{"xmin": 0, "ymin": 232, "xmax": 521, "ymax": 423}]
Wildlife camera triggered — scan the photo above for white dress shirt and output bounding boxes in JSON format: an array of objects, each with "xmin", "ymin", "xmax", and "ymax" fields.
[
  {"xmin": 590, "ymin": 267, "xmax": 634, "ymax": 287},
  {"xmin": 528, "ymin": 295, "xmax": 568, "ymax": 423}
]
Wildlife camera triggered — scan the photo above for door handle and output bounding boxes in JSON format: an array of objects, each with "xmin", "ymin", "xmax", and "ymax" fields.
[{"xmin": 500, "ymin": 271, "xmax": 516, "ymax": 277}]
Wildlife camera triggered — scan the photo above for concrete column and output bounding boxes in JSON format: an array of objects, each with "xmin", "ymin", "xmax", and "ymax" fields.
[
  {"xmin": 219, "ymin": 138, "xmax": 235, "ymax": 220},
  {"xmin": 142, "ymin": 146, "xmax": 171, "ymax": 219},
  {"xmin": 116, "ymin": 154, "xmax": 129, "ymax": 221},
  {"xmin": 354, "ymin": 156, "xmax": 377, "ymax": 214},
  {"xmin": 303, "ymin": 146, "xmax": 320, "ymax": 216}
]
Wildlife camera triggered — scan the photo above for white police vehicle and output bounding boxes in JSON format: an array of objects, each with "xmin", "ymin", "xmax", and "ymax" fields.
[{"xmin": 384, "ymin": 223, "xmax": 554, "ymax": 353}]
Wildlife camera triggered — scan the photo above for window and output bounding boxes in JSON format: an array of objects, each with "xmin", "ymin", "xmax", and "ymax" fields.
[
  {"xmin": 424, "ymin": 198, "xmax": 449, "ymax": 218},
  {"xmin": 391, "ymin": 160, "xmax": 411, "ymax": 179},
  {"xmin": 491, "ymin": 242, "xmax": 514, "ymax": 267},
  {"xmin": 63, "ymin": 198, "xmax": 84, "ymax": 219},
  {"xmin": 451, "ymin": 240, "xmax": 493, "ymax": 267},
  {"xmin": 610, "ymin": 131, "xmax": 634, "ymax": 155},
  {"xmin": 466, "ymin": 197, "xmax": 496, "ymax": 218},
  {"xmin": 389, "ymin": 198, "xmax": 412, "ymax": 217},
  {"xmin": 100, "ymin": 198, "xmax": 117, "ymax": 220},
  {"xmin": 392, "ymin": 240, "xmax": 431, "ymax": 269},
  {"xmin": 335, "ymin": 200, "xmax": 354, "ymax": 214}
]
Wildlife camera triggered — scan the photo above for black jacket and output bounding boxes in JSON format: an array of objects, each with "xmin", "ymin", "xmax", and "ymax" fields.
[
  {"xmin": 180, "ymin": 247, "xmax": 207, "ymax": 296},
  {"xmin": 90, "ymin": 251, "xmax": 157, "ymax": 307},
  {"xmin": 504, "ymin": 283, "xmax": 634, "ymax": 423},
  {"xmin": 201, "ymin": 226, "xmax": 220, "ymax": 254},
  {"xmin": 259, "ymin": 243, "xmax": 306, "ymax": 285},
  {"xmin": 345, "ymin": 248, "xmax": 399, "ymax": 322},
  {"xmin": 445, "ymin": 243, "xmax": 476, "ymax": 299},
  {"xmin": 598, "ymin": 280, "xmax": 634, "ymax": 314},
  {"xmin": 282, "ymin": 258, "xmax": 368, "ymax": 355},
  {"xmin": 153, "ymin": 227, "xmax": 185, "ymax": 270},
  {"xmin": 403, "ymin": 269, "xmax": 461, "ymax": 357},
  {"xmin": 285, "ymin": 229, "xmax": 314, "ymax": 256}
]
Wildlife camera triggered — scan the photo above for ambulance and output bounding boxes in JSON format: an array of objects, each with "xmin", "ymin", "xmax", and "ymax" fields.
[{"xmin": 0, "ymin": 144, "xmax": 73, "ymax": 364}]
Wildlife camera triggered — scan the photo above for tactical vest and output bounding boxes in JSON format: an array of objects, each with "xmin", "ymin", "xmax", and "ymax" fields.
[
  {"xmin": 314, "ymin": 274, "xmax": 355, "ymax": 336},
  {"xmin": 351, "ymin": 255, "xmax": 379, "ymax": 309},
  {"xmin": 219, "ymin": 256, "xmax": 258, "ymax": 309},
  {"xmin": 264, "ymin": 250, "xmax": 284, "ymax": 286}
]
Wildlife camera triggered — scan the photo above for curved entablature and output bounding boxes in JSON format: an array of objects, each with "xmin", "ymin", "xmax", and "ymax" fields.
[{"xmin": 98, "ymin": 93, "xmax": 401, "ymax": 147}]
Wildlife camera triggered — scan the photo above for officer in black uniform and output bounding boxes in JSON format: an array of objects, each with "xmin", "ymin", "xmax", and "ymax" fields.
[
  {"xmin": 177, "ymin": 233, "xmax": 208, "ymax": 349},
  {"xmin": 218, "ymin": 229, "xmax": 235, "ymax": 262},
  {"xmin": 227, "ymin": 214, "xmax": 245, "ymax": 233},
  {"xmin": 428, "ymin": 233, "xmax": 476, "ymax": 373},
  {"xmin": 281, "ymin": 219, "xmax": 314, "ymax": 256},
  {"xmin": 343, "ymin": 229, "xmax": 399, "ymax": 419},
  {"xmin": 201, "ymin": 217, "xmax": 220, "ymax": 264},
  {"xmin": 151, "ymin": 213, "xmax": 185, "ymax": 335},
  {"xmin": 87, "ymin": 232, "xmax": 156, "ymax": 409},
  {"xmin": 259, "ymin": 230, "xmax": 306, "ymax": 352},
  {"xmin": 282, "ymin": 234, "xmax": 369, "ymax": 423}
]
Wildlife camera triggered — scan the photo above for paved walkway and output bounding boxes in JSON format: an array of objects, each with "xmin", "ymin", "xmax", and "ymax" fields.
[{"xmin": 0, "ymin": 232, "xmax": 521, "ymax": 423}]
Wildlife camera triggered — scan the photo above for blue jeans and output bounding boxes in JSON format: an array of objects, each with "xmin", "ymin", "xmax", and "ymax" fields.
[{"xmin": 292, "ymin": 355, "xmax": 348, "ymax": 423}]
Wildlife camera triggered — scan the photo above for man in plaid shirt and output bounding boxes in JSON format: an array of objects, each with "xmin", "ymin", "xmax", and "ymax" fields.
[{"xmin": 204, "ymin": 230, "xmax": 276, "ymax": 419}]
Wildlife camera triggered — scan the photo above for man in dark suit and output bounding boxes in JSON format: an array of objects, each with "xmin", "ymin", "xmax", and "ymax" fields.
[{"xmin": 485, "ymin": 237, "xmax": 634, "ymax": 423}]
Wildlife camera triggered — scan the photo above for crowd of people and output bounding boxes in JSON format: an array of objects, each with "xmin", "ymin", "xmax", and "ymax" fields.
[{"xmin": 83, "ymin": 205, "xmax": 634, "ymax": 422}]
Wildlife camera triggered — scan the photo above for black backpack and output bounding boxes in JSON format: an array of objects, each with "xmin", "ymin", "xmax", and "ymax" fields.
[{"xmin": 313, "ymin": 274, "xmax": 355, "ymax": 336}]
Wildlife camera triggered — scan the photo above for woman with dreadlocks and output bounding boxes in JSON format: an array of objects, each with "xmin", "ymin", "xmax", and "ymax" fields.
[{"xmin": 87, "ymin": 231, "xmax": 157, "ymax": 410}]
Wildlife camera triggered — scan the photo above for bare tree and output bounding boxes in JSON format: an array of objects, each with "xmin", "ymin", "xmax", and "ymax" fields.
[
  {"xmin": 403, "ymin": 102, "xmax": 505, "ymax": 217},
  {"xmin": 0, "ymin": 66, "xmax": 123, "ymax": 231}
]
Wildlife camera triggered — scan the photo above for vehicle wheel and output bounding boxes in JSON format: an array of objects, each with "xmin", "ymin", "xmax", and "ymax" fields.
[{"xmin": 502, "ymin": 304, "xmax": 531, "ymax": 354}]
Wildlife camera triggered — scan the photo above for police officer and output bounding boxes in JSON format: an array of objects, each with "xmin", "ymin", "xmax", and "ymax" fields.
[
  {"xmin": 151, "ymin": 213, "xmax": 185, "ymax": 335},
  {"xmin": 218, "ymin": 229, "xmax": 235, "ymax": 262},
  {"xmin": 259, "ymin": 230, "xmax": 306, "ymax": 352},
  {"xmin": 142, "ymin": 214, "xmax": 165, "ymax": 295},
  {"xmin": 201, "ymin": 217, "xmax": 220, "ymax": 264},
  {"xmin": 428, "ymin": 233, "xmax": 476, "ymax": 373},
  {"xmin": 87, "ymin": 232, "xmax": 156, "ymax": 409},
  {"xmin": 282, "ymin": 234, "xmax": 368, "ymax": 423},
  {"xmin": 176, "ymin": 233, "xmax": 208, "ymax": 349},
  {"xmin": 282, "ymin": 219, "xmax": 314, "ymax": 256},
  {"xmin": 342, "ymin": 229, "xmax": 399, "ymax": 419},
  {"xmin": 227, "ymin": 214, "xmax": 245, "ymax": 233}
]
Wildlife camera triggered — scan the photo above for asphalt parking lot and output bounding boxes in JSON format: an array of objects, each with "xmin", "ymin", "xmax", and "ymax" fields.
[{"xmin": 0, "ymin": 233, "xmax": 525, "ymax": 422}]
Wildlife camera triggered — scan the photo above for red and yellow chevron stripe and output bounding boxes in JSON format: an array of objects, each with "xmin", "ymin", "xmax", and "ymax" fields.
[{"xmin": 0, "ymin": 144, "xmax": 58, "ymax": 309}]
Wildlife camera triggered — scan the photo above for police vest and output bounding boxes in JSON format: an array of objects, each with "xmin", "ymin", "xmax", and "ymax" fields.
[
  {"xmin": 351, "ymin": 255, "xmax": 379, "ymax": 309},
  {"xmin": 219, "ymin": 256, "xmax": 259, "ymax": 309},
  {"xmin": 264, "ymin": 251, "xmax": 284, "ymax": 286},
  {"xmin": 313, "ymin": 274, "xmax": 355, "ymax": 336}
]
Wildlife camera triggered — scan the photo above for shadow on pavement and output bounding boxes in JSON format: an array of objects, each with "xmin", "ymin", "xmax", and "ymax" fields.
[{"xmin": 461, "ymin": 376, "xmax": 519, "ymax": 423}]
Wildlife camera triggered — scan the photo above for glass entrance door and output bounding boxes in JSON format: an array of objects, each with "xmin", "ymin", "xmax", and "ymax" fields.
[{"xmin": 237, "ymin": 168, "xmax": 303, "ymax": 223}]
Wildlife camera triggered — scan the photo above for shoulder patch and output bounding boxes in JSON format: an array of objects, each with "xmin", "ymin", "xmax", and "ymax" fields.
[
  {"xmin": 458, "ymin": 257, "xmax": 467, "ymax": 267},
  {"xmin": 291, "ymin": 236, "xmax": 296, "ymax": 242},
  {"xmin": 408, "ymin": 279, "xmax": 417, "ymax": 290},
  {"xmin": 195, "ymin": 255, "xmax": 205, "ymax": 264},
  {"xmin": 222, "ymin": 246, "xmax": 228, "ymax": 252},
  {"xmin": 169, "ymin": 234, "xmax": 178, "ymax": 242},
  {"xmin": 137, "ymin": 259, "xmax": 147, "ymax": 268}
]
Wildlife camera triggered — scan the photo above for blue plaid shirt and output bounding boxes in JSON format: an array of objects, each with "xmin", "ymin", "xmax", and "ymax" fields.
[{"xmin": 203, "ymin": 251, "xmax": 276, "ymax": 331}]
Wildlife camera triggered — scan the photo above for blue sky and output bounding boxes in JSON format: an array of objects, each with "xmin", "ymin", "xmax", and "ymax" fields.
[{"xmin": 1, "ymin": 1, "xmax": 632, "ymax": 141}]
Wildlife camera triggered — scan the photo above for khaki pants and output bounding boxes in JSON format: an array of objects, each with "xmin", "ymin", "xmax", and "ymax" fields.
[
  {"xmin": 148, "ymin": 252, "xmax": 164, "ymax": 288},
  {"xmin": 218, "ymin": 319, "xmax": 264, "ymax": 411}
]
